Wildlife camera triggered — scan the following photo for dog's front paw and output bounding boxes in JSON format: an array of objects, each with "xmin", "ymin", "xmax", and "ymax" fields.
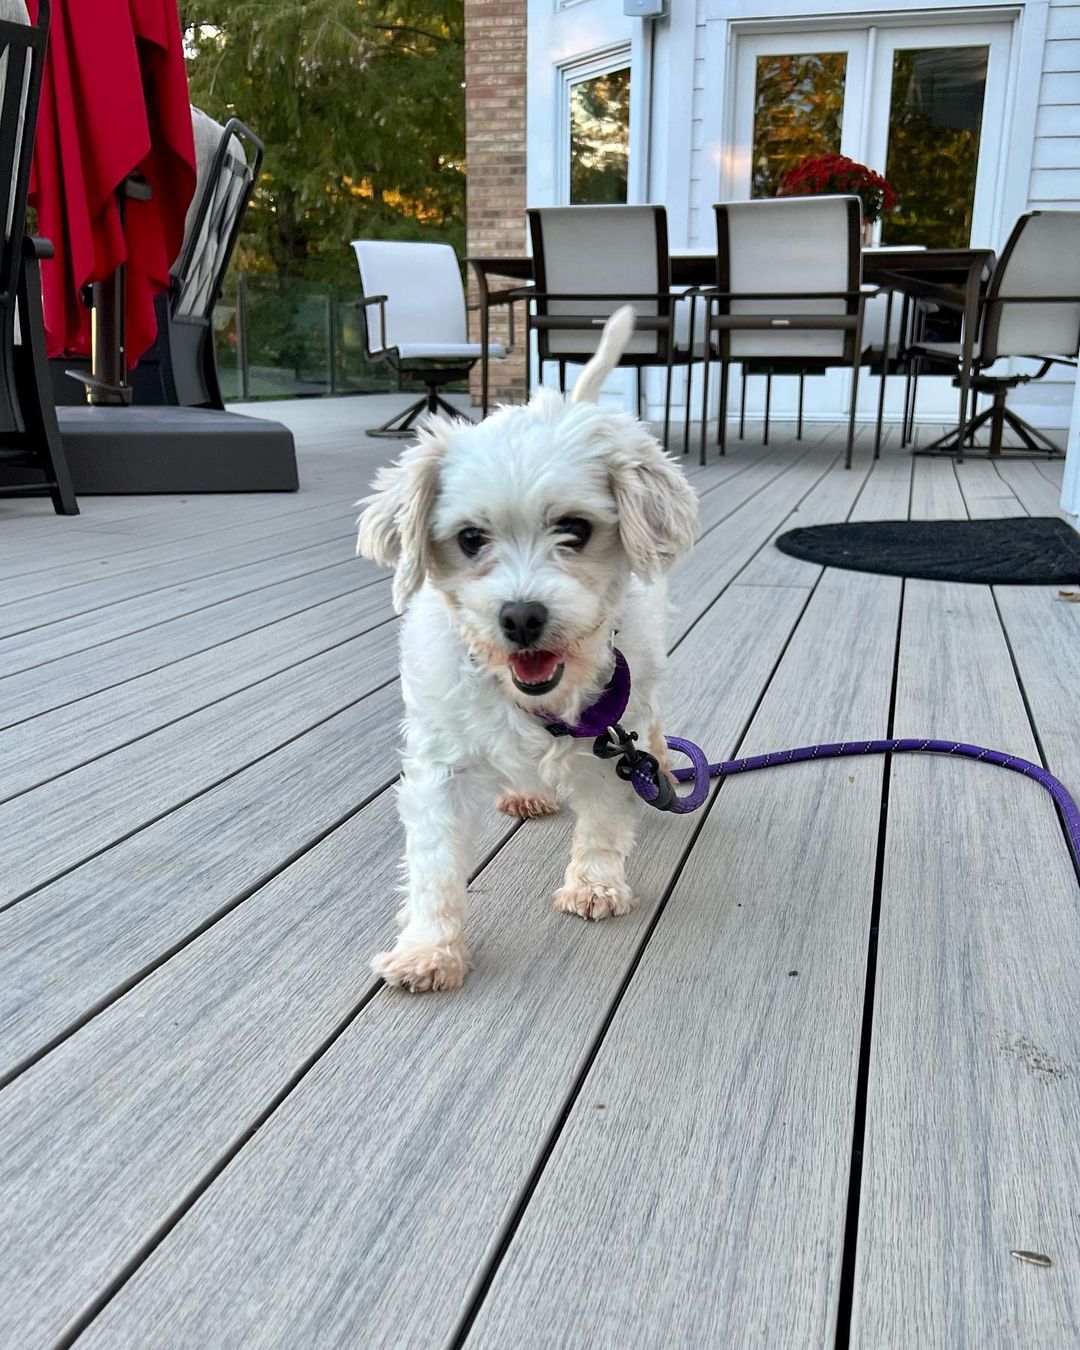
[
  {"xmin": 553, "ymin": 880, "xmax": 638, "ymax": 922},
  {"xmin": 497, "ymin": 792, "xmax": 559, "ymax": 819},
  {"xmin": 372, "ymin": 938, "xmax": 472, "ymax": 993}
]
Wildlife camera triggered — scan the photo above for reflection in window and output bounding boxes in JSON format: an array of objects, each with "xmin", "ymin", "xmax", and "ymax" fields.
[
  {"xmin": 569, "ymin": 67, "xmax": 631, "ymax": 204},
  {"xmin": 883, "ymin": 46, "xmax": 988, "ymax": 247},
  {"xmin": 751, "ymin": 53, "xmax": 847, "ymax": 198}
]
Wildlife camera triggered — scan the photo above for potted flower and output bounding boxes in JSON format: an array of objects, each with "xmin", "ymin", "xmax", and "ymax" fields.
[{"xmin": 777, "ymin": 153, "xmax": 898, "ymax": 243}]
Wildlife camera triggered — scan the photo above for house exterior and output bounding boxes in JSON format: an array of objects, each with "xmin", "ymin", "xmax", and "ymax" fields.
[{"xmin": 464, "ymin": 0, "xmax": 1080, "ymax": 515}]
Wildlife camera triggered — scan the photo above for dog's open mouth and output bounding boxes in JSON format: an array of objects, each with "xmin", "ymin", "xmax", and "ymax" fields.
[{"xmin": 508, "ymin": 649, "xmax": 565, "ymax": 696}]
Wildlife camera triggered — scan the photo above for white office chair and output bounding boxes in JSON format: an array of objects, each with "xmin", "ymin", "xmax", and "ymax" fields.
[
  {"xmin": 351, "ymin": 240, "xmax": 505, "ymax": 437},
  {"xmin": 703, "ymin": 196, "xmax": 869, "ymax": 467},
  {"xmin": 907, "ymin": 211, "xmax": 1080, "ymax": 459}
]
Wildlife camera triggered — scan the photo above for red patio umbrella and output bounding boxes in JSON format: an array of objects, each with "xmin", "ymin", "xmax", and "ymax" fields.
[{"xmin": 27, "ymin": 0, "xmax": 196, "ymax": 371}]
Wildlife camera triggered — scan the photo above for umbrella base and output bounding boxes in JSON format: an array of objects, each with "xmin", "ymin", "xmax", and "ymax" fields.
[{"xmin": 46, "ymin": 405, "xmax": 299, "ymax": 494}]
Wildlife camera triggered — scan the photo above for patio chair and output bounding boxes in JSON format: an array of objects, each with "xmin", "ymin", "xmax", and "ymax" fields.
[
  {"xmin": 350, "ymin": 239, "xmax": 505, "ymax": 437},
  {"xmin": 524, "ymin": 205, "xmax": 695, "ymax": 448},
  {"xmin": 0, "ymin": 0, "xmax": 77, "ymax": 513},
  {"xmin": 701, "ymin": 196, "xmax": 870, "ymax": 468},
  {"xmin": 52, "ymin": 107, "xmax": 263, "ymax": 411},
  {"xmin": 907, "ymin": 211, "xmax": 1080, "ymax": 459}
]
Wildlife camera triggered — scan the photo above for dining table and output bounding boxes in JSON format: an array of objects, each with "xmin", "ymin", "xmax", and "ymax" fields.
[{"xmin": 467, "ymin": 245, "xmax": 996, "ymax": 439}]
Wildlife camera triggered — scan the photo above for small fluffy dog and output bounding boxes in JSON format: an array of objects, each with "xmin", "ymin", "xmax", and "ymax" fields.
[{"xmin": 356, "ymin": 308, "xmax": 698, "ymax": 991}]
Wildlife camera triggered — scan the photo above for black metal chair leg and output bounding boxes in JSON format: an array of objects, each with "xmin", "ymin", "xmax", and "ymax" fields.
[
  {"xmin": 717, "ymin": 360, "xmax": 729, "ymax": 456},
  {"xmin": 738, "ymin": 368, "xmax": 746, "ymax": 440},
  {"xmin": 663, "ymin": 361, "xmax": 673, "ymax": 450},
  {"xmin": 797, "ymin": 373, "xmax": 805, "ymax": 441},
  {"xmin": 558, "ymin": 360, "xmax": 566, "ymax": 395},
  {"xmin": 763, "ymin": 371, "xmax": 772, "ymax": 446},
  {"xmin": 16, "ymin": 250, "xmax": 78, "ymax": 513}
]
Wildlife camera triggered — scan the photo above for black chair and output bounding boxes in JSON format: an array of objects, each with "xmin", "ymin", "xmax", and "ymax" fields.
[
  {"xmin": 52, "ymin": 109, "xmax": 263, "ymax": 412},
  {"xmin": 0, "ymin": 0, "xmax": 77, "ymax": 513},
  {"xmin": 907, "ymin": 211, "xmax": 1080, "ymax": 459}
]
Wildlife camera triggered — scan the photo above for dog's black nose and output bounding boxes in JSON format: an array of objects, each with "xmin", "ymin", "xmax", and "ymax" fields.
[{"xmin": 499, "ymin": 600, "xmax": 548, "ymax": 648}]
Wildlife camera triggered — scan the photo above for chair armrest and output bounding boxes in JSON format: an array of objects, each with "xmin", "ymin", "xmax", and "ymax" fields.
[
  {"xmin": 352, "ymin": 295, "xmax": 389, "ymax": 357},
  {"xmin": 23, "ymin": 235, "xmax": 55, "ymax": 261},
  {"xmin": 698, "ymin": 289, "xmax": 869, "ymax": 301}
]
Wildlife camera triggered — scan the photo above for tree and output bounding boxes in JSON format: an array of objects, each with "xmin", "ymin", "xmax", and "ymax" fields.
[{"xmin": 181, "ymin": 0, "xmax": 465, "ymax": 285}]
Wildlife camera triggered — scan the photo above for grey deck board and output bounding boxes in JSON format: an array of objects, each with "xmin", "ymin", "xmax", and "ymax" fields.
[
  {"xmin": 0, "ymin": 562, "xmax": 382, "ymax": 730},
  {"xmin": 0, "ymin": 512, "xmax": 362, "ymax": 646},
  {"xmin": 954, "ymin": 459, "xmax": 1026, "ymax": 519},
  {"xmin": 0, "ymin": 503, "xmax": 357, "ymax": 603},
  {"xmin": 992, "ymin": 459, "xmax": 1070, "ymax": 519},
  {"xmin": 994, "ymin": 586, "xmax": 1080, "ymax": 787},
  {"xmin": 0, "ymin": 584, "xmax": 394, "ymax": 796},
  {"xmin": 0, "ymin": 624, "xmax": 399, "ymax": 900},
  {"xmin": 911, "ymin": 454, "xmax": 966, "ymax": 519},
  {"xmin": 466, "ymin": 568, "xmax": 902, "ymax": 1350},
  {"xmin": 851, "ymin": 580, "xmax": 1080, "ymax": 1348},
  {"xmin": 2, "ymin": 403, "xmax": 1076, "ymax": 1348},
  {"xmin": 72, "ymin": 581, "xmax": 811, "ymax": 1350},
  {"xmin": 0, "ymin": 685, "xmax": 403, "ymax": 1081},
  {"xmin": 0, "ymin": 540, "xmax": 381, "ymax": 676},
  {"xmin": 737, "ymin": 448, "xmax": 875, "ymax": 587}
]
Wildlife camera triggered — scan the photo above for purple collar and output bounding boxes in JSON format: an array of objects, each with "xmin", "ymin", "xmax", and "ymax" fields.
[{"xmin": 541, "ymin": 648, "xmax": 631, "ymax": 739}]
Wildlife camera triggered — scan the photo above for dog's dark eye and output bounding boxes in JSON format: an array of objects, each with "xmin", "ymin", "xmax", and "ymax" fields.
[
  {"xmin": 555, "ymin": 517, "xmax": 591, "ymax": 549},
  {"xmin": 457, "ymin": 526, "xmax": 488, "ymax": 558}
]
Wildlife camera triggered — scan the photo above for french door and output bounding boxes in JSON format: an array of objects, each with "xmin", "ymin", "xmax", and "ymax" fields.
[{"xmin": 730, "ymin": 19, "xmax": 1013, "ymax": 247}]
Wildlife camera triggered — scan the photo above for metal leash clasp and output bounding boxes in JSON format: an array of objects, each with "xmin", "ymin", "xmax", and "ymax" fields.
[{"xmin": 592, "ymin": 724, "xmax": 677, "ymax": 812}]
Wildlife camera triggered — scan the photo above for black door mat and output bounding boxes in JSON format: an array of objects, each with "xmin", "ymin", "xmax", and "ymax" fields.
[{"xmin": 775, "ymin": 517, "xmax": 1080, "ymax": 585}]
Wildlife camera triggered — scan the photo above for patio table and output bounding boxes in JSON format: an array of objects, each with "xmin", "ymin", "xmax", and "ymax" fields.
[{"xmin": 467, "ymin": 247, "xmax": 995, "ymax": 435}]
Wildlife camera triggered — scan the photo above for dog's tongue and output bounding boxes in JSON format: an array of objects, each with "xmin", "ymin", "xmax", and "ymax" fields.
[{"xmin": 508, "ymin": 650, "xmax": 561, "ymax": 684}]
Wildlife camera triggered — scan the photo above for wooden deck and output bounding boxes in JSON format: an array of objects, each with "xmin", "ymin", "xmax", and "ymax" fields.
[{"xmin": 2, "ymin": 398, "xmax": 1078, "ymax": 1349}]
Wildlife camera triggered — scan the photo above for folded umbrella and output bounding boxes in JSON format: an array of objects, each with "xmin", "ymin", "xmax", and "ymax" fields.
[{"xmin": 28, "ymin": 0, "xmax": 196, "ymax": 368}]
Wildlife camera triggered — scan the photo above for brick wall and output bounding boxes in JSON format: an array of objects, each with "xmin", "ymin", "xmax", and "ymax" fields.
[{"xmin": 464, "ymin": 0, "xmax": 528, "ymax": 404}]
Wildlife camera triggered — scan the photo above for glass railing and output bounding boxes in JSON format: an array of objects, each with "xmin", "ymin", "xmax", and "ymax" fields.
[{"xmin": 213, "ymin": 273, "xmax": 445, "ymax": 402}]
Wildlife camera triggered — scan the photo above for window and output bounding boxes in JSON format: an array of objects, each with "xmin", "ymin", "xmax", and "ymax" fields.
[
  {"xmin": 883, "ymin": 46, "xmax": 989, "ymax": 247},
  {"xmin": 732, "ymin": 21, "xmax": 1011, "ymax": 247},
  {"xmin": 566, "ymin": 62, "xmax": 631, "ymax": 204},
  {"xmin": 751, "ymin": 53, "xmax": 847, "ymax": 199}
]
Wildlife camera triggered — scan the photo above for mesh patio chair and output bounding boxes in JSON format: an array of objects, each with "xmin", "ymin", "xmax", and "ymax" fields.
[
  {"xmin": 351, "ymin": 239, "xmax": 506, "ymax": 437},
  {"xmin": 907, "ymin": 211, "xmax": 1080, "ymax": 459},
  {"xmin": 701, "ymin": 196, "xmax": 871, "ymax": 468},
  {"xmin": 524, "ymin": 205, "xmax": 696, "ymax": 448},
  {"xmin": 0, "ymin": 0, "xmax": 77, "ymax": 513}
]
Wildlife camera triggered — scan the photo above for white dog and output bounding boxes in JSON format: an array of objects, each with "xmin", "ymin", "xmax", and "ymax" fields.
[{"xmin": 356, "ymin": 308, "xmax": 698, "ymax": 991}]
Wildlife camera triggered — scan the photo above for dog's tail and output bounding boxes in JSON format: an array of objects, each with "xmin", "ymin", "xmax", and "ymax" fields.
[{"xmin": 570, "ymin": 305, "xmax": 636, "ymax": 404}]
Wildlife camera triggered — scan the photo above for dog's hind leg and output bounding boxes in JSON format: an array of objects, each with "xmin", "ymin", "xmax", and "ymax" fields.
[{"xmin": 554, "ymin": 757, "xmax": 641, "ymax": 922}]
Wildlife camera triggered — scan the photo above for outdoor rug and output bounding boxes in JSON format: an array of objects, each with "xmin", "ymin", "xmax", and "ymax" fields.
[{"xmin": 774, "ymin": 517, "xmax": 1080, "ymax": 585}]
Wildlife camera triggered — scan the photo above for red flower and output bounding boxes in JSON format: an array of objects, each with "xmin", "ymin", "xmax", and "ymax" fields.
[{"xmin": 777, "ymin": 154, "xmax": 899, "ymax": 221}]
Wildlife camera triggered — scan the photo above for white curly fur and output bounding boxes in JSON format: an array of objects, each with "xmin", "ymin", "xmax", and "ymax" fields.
[{"xmin": 356, "ymin": 309, "xmax": 698, "ymax": 991}]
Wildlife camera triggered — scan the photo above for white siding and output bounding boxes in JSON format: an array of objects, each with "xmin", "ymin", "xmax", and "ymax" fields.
[
  {"xmin": 1025, "ymin": 2, "xmax": 1080, "ymax": 416},
  {"xmin": 1031, "ymin": 6, "xmax": 1080, "ymax": 207}
]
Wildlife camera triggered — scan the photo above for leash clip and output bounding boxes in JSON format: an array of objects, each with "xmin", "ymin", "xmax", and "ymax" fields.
[{"xmin": 592, "ymin": 724, "xmax": 677, "ymax": 812}]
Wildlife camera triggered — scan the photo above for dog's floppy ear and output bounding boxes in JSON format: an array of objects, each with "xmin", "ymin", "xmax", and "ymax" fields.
[
  {"xmin": 356, "ymin": 421, "xmax": 451, "ymax": 612},
  {"xmin": 605, "ymin": 419, "xmax": 699, "ymax": 579}
]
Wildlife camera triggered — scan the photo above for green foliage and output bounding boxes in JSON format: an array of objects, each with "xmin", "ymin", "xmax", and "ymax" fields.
[
  {"xmin": 569, "ymin": 68, "xmax": 630, "ymax": 205},
  {"xmin": 181, "ymin": 0, "xmax": 465, "ymax": 284},
  {"xmin": 751, "ymin": 54, "xmax": 846, "ymax": 199},
  {"xmin": 882, "ymin": 49, "xmax": 986, "ymax": 249}
]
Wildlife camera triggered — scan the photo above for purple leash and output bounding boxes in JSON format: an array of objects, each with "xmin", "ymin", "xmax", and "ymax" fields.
[{"xmin": 543, "ymin": 651, "xmax": 1080, "ymax": 881}]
